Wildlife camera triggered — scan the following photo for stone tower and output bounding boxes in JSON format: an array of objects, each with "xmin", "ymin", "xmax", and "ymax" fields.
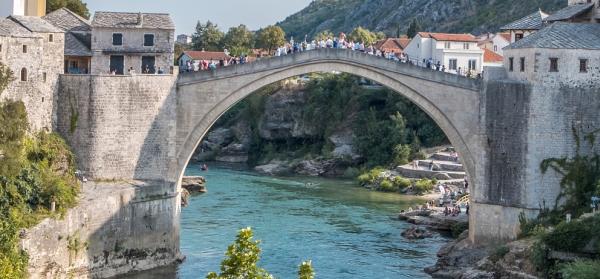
[{"xmin": 0, "ymin": 0, "xmax": 45, "ymax": 17}]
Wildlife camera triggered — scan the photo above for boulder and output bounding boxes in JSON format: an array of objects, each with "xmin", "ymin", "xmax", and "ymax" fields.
[
  {"xmin": 294, "ymin": 159, "xmax": 335, "ymax": 176},
  {"xmin": 401, "ymin": 226, "xmax": 433, "ymax": 239},
  {"xmin": 254, "ymin": 161, "xmax": 292, "ymax": 176},
  {"xmin": 181, "ymin": 176, "xmax": 207, "ymax": 193}
]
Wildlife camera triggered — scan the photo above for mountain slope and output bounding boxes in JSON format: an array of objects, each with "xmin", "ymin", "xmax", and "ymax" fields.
[{"xmin": 277, "ymin": 0, "xmax": 565, "ymax": 39}]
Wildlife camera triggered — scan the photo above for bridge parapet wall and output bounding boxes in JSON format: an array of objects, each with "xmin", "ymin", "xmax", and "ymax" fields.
[{"xmin": 57, "ymin": 74, "xmax": 178, "ymax": 184}]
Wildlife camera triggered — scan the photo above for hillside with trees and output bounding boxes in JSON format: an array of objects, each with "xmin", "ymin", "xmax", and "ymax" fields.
[{"xmin": 277, "ymin": 0, "xmax": 565, "ymax": 39}]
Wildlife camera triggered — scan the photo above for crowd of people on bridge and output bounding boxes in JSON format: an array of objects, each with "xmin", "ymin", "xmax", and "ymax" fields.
[{"xmin": 187, "ymin": 32, "xmax": 481, "ymax": 79}]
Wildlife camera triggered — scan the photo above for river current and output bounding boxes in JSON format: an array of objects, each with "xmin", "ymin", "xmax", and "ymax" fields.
[{"xmin": 122, "ymin": 163, "xmax": 447, "ymax": 278}]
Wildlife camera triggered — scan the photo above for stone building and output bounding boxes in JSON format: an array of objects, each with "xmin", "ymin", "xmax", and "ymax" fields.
[
  {"xmin": 43, "ymin": 8, "xmax": 92, "ymax": 74},
  {"xmin": 90, "ymin": 12, "xmax": 175, "ymax": 75},
  {"xmin": 0, "ymin": 15, "xmax": 63, "ymax": 131},
  {"xmin": 546, "ymin": 0, "xmax": 600, "ymax": 23},
  {"xmin": 503, "ymin": 22, "xmax": 600, "ymax": 84}
]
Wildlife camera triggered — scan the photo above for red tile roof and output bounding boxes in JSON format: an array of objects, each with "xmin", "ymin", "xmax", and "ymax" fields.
[
  {"xmin": 183, "ymin": 50, "xmax": 230, "ymax": 60},
  {"xmin": 483, "ymin": 49, "xmax": 503, "ymax": 63},
  {"xmin": 418, "ymin": 32, "xmax": 478, "ymax": 42},
  {"xmin": 375, "ymin": 37, "xmax": 411, "ymax": 53}
]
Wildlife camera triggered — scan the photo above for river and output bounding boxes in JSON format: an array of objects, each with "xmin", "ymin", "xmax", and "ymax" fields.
[{"xmin": 122, "ymin": 163, "xmax": 447, "ymax": 278}]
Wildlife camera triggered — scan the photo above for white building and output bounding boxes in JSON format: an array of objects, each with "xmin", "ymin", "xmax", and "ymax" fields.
[
  {"xmin": 404, "ymin": 32, "xmax": 484, "ymax": 75},
  {"xmin": 176, "ymin": 34, "xmax": 191, "ymax": 45}
]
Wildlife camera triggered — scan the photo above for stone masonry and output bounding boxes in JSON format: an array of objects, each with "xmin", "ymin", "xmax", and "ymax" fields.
[{"xmin": 20, "ymin": 48, "xmax": 600, "ymax": 277}]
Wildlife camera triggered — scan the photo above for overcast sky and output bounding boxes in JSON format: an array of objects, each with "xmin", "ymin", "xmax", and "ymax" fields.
[{"xmin": 85, "ymin": 0, "xmax": 313, "ymax": 34}]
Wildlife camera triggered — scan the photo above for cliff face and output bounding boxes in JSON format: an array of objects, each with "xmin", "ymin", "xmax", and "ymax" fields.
[
  {"xmin": 277, "ymin": 0, "xmax": 564, "ymax": 38},
  {"xmin": 193, "ymin": 84, "xmax": 360, "ymax": 171}
]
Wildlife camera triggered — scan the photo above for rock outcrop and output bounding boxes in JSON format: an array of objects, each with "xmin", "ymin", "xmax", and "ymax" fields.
[
  {"xmin": 401, "ymin": 226, "xmax": 433, "ymax": 239},
  {"xmin": 181, "ymin": 176, "xmax": 207, "ymax": 193}
]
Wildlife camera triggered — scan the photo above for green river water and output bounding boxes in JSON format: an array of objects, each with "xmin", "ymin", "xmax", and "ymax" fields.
[{"xmin": 122, "ymin": 163, "xmax": 448, "ymax": 278}]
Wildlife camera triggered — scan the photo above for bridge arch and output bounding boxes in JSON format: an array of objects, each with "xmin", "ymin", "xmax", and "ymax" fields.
[{"xmin": 175, "ymin": 50, "xmax": 483, "ymax": 192}]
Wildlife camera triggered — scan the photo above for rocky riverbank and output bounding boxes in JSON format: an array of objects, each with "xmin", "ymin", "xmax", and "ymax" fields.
[{"xmin": 181, "ymin": 176, "xmax": 207, "ymax": 207}]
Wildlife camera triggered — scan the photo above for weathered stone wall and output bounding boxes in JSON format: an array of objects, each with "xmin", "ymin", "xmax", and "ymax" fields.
[
  {"xmin": 0, "ymin": 31, "xmax": 64, "ymax": 131},
  {"xmin": 472, "ymin": 68, "xmax": 600, "ymax": 243},
  {"xmin": 56, "ymin": 74, "xmax": 178, "ymax": 183},
  {"xmin": 23, "ymin": 181, "xmax": 181, "ymax": 279}
]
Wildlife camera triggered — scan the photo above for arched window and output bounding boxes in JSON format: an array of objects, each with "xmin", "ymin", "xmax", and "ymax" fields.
[{"xmin": 20, "ymin": 68, "xmax": 27, "ymax": 81}]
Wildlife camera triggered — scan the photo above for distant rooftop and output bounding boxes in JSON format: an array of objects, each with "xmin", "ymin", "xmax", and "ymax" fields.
[
  {"xmin": 505, "ymin": 22, "xmax": 600, "ymax": 50},
  {"xmin": 546, "ymin": 3, "xmax": 594, "ymax": 22},
  {"xmin": 417, "ymin": 32, "xmax": 478, "ymax": 42},
  {"xmin": 65, "ymin": 32, "xmax": 92, "ymax": 56},
  {"xmin": 9, "ymin": 15, "xmax": 63, "ymax": 33},
  {"xmin": 92, "ymin": 11, "xmax": 175, "ymax": 30},
  {"xmin": 500, "ymin": 10, "xmax": 549, "ymax": 31},
  {"xmin": 375, "ymin": 37, "xmax": 411, "ymax": 50},
  {"xmin": 483, "ymin": 48, "xmax": 503, "ymax": 63},
  {"xmin": 43, "ymin": 8, "xmax": 91, "ymax": 32},
  {"xmin": 0, "ymin": 17, "xmax": 37, "ymax": 37}
]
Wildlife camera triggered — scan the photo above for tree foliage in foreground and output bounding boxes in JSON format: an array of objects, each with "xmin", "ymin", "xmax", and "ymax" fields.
[
  {"xmin": 46, "ymin": 0, "xmax": 90, "ymax": 19},
  {"xmin": 0, "ymin": 62, "xmax": 80, "ymax": 278},
  {"xmin": 541, "ymin": 127, "xmax": 600, "ymax": 217},
  {"xmin": 207, "ymin": 227, "xmax": 314, "ymax": 279}
]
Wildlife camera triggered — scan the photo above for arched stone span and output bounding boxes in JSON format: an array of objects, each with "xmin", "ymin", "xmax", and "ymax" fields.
[{"xmin": 174, "ymin": 49, "xmax": 486, "ymax": 208}]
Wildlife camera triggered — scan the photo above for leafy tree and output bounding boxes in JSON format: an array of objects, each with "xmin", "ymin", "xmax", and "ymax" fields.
[
  {"xmin": 541, "ymin": 128, "xmax": 600, "ymax": 217},
  {"xmin": 46, "ymin": 0, "xmax": 90, "ymax": 19},
  {"xmin": 223, "ymin": 24, "xmax": 254, "ymax": 57},
  {"xmin": 348, "ymin": 26, "xmax": 377, "ymax": 45},
  {"xmin": 192, "ymin": 21, "xmax": 225, "ymax": 51},
  {"xmin": 406, "ymin": 18, "xmax": 421, "ymax": 38},
  {"xmin": 256, "ymin": 25, "xmax": 286, "ymax": 55},
  {"xmin": 313, "ymin": 30, "xmax": 334, "ymax": 41},
  {"xmin": 206, "ymin": 227, "xmax": 274, "ymax": 279}
]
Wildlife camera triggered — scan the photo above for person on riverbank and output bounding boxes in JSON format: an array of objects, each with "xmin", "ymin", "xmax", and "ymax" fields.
[{"xmin": 429, "ymin": 160, "xmax": 434, "ymax": 171}]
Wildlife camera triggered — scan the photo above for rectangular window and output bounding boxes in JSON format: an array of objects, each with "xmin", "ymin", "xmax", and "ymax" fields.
[
  {"xmin": 549, "ymin": 58, "xmax": 559, "ymax": 72},
  {"xmin": 42, "ymin": 72, "xmax": 46, "ymax": 82},
  {"xmin": 449, "ymin": 59, "xmax": 458, "ymax": 70},
  {"xmin": 49, "ymin": 34, "xmax": 53, "ymax": 42},
  {"xmin": 463, "ymin": 43, "xmax": 470, "ymax": 50},
  {"xmin": 23, "ymin": 45, "xmax": 27, "ymax": 53},
  {"xmin": 520, "ymin": 57, "xmax": 525, "ymax": 72},
  {"xmin": 112, "ymin": 33, "xmax": 123, "ymax": 46},
  {"xmin": 580, "ymin": 59, "xmax": 588, "ymax": 73},
  {"xmin": 144, "ymin": 34, "xmax": 155, "ymax": 46},
  {"xmin": 468, "ymin": 59, "xmax": 477, "ymax": 70},
  {"xmin": 515, "ymin": 33, "xmax": 524, "ymax": 41},
  {"xmin": 493, "ymin": 45, "xmax": 497, "ymax": 52},
  {"xmin": 509, "ymin": 57, "xmax": 514, "ymax": 71},
  {"xmin": 0, "ymin": 44, "xmax": 2, "ymax": 52},
  {"xmin": 445, "ymin": 42, "xmax": 451, "ymax": 49}
]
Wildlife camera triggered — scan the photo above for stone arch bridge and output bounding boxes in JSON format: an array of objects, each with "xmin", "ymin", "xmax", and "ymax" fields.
[{"xmin": 49, "ymin": 48, "xmax": 597, "ymax": 277}]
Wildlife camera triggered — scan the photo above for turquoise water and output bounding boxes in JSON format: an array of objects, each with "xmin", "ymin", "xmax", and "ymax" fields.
[{"xmin": 125, "ymin": 163, "xmax": 447, "ymax": 278}]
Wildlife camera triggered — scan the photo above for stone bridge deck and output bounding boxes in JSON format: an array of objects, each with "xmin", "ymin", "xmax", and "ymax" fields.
[{"xmin": 177, "ymin": 48, "xmax": 481, "ymax": 91}]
